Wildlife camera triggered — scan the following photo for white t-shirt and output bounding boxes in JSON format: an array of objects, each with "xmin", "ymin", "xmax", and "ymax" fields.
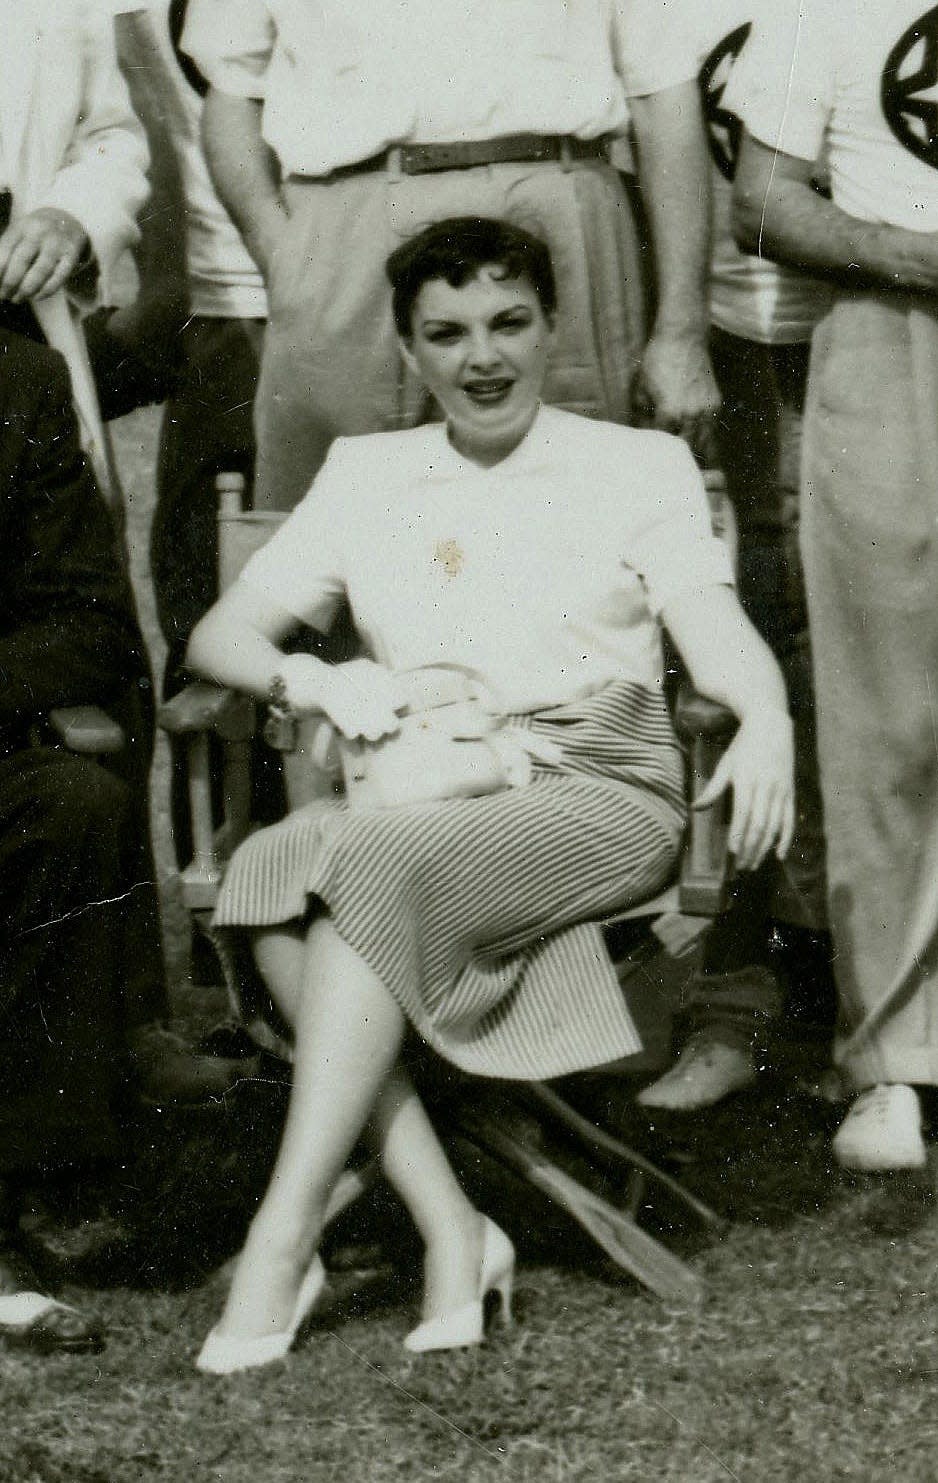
[
  {"xmin": 724, "ymin": 0, "xmax": 938, "ymax": 233},
  {"xmin": 240, "ymin": 405, "xmax": 733, "ymax": 715},
  {"xmin": 182, "ymin": 0, "xmax": 698, "ymax": 178},
  {"xmin": 696, "ymin": 0, "xmax": 830, "ymax": 344},
  {"xmin": 108, "ymin": 0, "xmax": 266, "ymax": 317}
]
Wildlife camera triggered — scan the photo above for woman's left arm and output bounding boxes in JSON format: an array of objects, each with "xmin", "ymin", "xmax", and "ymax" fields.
[{"xmin": 662, "ymin": 585, "xmax": 795, "ymax": 872}]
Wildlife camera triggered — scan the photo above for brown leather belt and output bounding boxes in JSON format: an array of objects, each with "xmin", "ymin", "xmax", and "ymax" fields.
[{"xmin": 300, "ymin": 133, "xmax": 611, "ymax": 184}]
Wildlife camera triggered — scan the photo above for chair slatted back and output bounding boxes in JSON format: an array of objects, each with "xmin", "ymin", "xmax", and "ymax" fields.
[{"xmin": 216, "ymin": 475, "xmax": 285, "ymax": 591}]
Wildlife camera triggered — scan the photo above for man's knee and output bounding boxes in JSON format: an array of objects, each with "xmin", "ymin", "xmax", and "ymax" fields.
[{"xmin": 25, "ymin": 753, "xmax": 132, "ymax": 861}]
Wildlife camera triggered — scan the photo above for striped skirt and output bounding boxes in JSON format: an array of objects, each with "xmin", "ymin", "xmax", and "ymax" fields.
[{"xmin": 214, "ymin": 680, "xmax": 685, "ymax": 1079}]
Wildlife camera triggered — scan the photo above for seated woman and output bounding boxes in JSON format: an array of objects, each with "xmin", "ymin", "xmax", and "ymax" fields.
[{"xmin": 187, "ymin": 216, "xmax": 794, "ymax": 1373}]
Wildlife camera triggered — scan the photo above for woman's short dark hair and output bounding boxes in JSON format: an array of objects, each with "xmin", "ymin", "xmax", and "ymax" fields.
[{"xmin": 386, "ymin": 217, "xmax": 556, "ymax": 337}]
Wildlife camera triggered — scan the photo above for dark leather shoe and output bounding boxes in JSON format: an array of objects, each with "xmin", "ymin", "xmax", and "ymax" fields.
[
  {"xmin": 0, "ymin": 1245, "xmax": 104, "ymax": 1354},
  {"xmin": 130, "ymin": 1023, "xmax": 258, "ymax": 1107}
]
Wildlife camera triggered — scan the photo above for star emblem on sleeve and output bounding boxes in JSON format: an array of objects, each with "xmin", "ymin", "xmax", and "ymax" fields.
[
  {"xmin": 169, "ymin": 0, "xmax": 209, "ymax": 99},
  {"xmin": 698, "ymin": 23, "xmax": 753, "ymax": 182},
  {"xmin": 882, "ymin": 6, "xmax": 938, "ymax": 170}
]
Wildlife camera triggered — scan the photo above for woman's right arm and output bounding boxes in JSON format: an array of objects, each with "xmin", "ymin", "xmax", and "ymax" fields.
[{"xmin": 187, "ymin": 582, "xmax": 402, "ymax": 741}]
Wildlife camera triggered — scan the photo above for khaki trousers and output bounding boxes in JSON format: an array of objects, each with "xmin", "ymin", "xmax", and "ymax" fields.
[
  {"xmin": 801, "ymin": 291, "xmax": 938, "ymax": 1088},
  {"xmin": 255, "ymin": 157, "xmax": 649, "ymax": 510}
]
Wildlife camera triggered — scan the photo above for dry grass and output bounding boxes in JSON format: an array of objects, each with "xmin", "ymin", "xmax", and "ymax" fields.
[{"xmin": 7, "ymin": 1073, "xmax": 938, "ymax": 1483}]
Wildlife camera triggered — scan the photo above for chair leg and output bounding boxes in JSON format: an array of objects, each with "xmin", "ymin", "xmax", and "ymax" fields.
[
  {"xmin": 455, "ymin": 1107, "xmax": 704, "ymax": 1304},
  {"xmin": 525, "ymin": 1082, "xmax": 726, "ymax": 1234}
]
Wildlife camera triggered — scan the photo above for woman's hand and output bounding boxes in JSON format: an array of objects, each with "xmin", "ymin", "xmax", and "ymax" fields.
[
  {"xmin": 693, "ymin": 709, "xmax": 795, "ymax": 872},
  {"xmin": 278, "ymin": 654, "xmax": 403, "ymax": 741}
]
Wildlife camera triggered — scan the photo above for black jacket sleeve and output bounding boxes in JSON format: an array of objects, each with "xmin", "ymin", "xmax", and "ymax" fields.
[{"xmin": 0, "ymin": 347, "xmax": 144, "ymax": 733}]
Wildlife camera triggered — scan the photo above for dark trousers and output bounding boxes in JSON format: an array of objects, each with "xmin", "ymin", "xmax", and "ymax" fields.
[
  {"xmin": 682, "ymin": 331, "xmax": 827, "ymax": 1039},
  {"xmin": 152, "ymin": 317, "xmax": 264, "ymax": 654},
  {"xmin": 151, "ymin": 317, "xmax": 265, "ymax": 862},
  {"xmin": 0, "ymin": 280, "xmax": 170, "ymax": 1033},
  {"xmin": 0, "ymin": 747, "xmax": 137, "ymax": 1176}
]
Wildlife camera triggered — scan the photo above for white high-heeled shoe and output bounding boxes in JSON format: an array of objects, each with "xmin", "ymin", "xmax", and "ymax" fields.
[
  {"xmin": 403, "ymin": 1217, "xmax": 515, "ymax": 1354},
  {"xmin": 196, "ymin": 1254, "xmax": 327, "ymax": 1375}
]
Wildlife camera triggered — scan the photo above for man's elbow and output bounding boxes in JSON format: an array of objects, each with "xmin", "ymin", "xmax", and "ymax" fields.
[
  {"xmin": 630, "ymin": 80, "xmax": 707, "ymax": 153},
  {"xmin": 201, "ymin": 87, "xmax": 260, "ymax": 141},
  {"xmin": 731, "ymin": 183, "xmax": 766, "ymax": 256}
]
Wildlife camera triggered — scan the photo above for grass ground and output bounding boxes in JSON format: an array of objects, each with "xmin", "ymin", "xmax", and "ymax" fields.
[
  {"xmin": 8, "ymin": 409, "xmax": 936, "ymax": 1483},
  {"xmin": 10, "ymin": 1076, "xmax": 938, "ymax": 1483}
]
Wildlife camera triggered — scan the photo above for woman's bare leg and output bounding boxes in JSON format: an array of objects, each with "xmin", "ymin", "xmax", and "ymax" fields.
[
  {"xmin": 372, "ymin": 1063, "xmax": 486, "ymax": 1321},
  {"xmin": 253, "ymin": 924, "xmax": 306, "ymax": 1024},
  {"xmin": 216, "ymin": 917, "xmax": 405, "ymax": 1338},
  {"xmin": 250, "ymin": 924, "xmax": 489, "ymax": 1322}
]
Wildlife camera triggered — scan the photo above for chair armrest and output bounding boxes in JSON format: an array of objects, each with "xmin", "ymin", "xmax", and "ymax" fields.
[
  {"xmin": 158, "ymin": 682, "xmax": 256, "ymax": 741},
  {"xmin": 673, "ymin": 687, "xmax": 737, "ymax": 743},
  {"xmin": 673, "ymin": 685, "xmax": 736, "ymax": 916},
  {"xmin": 47, "ymin": 705, "xmax": 124, "ymax": 754},
  {"xmin": 160, "ymin": 683, "xmax": 258, "ymax": 909}
]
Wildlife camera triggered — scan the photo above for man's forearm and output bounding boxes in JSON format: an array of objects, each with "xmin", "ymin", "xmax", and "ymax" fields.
[
  {"xmin": 115, "ymin": 14, "xmax": 189, "ymax": 301},
  {"xmin": 630, "ymin": 82, "xmax": 712, "ymax": 342},
  {"xmin": 201, "ymin": 89, "xmax": 288, "ymax": 275},
  {"xmin": 734, "ymin": 135, "xmax": 938, "ymax": 295}
]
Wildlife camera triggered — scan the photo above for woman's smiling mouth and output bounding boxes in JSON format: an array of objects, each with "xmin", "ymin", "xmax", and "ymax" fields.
[{"xmin": 463, "ymin": 377, "xmax": 515, "ymax": 405}]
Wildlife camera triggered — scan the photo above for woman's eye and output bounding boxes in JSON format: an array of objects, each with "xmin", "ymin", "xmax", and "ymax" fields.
[
  {"xmin": 425, "ymin": 327, "xmax": 462, "ymax": 344},
  {"xmin": 495, "ymin": 315, "xmax": 531, "ymax": 334}
]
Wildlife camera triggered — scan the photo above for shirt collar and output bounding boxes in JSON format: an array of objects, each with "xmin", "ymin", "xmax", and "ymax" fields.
[{"xmin": 423, "ymin": 403, "xmax": 559, "ymax": 483}]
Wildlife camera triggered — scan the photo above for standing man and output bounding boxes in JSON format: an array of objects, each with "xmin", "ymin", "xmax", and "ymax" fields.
[
  {"xmin": 728, "ymin": 1, "xmax": 938, "ymax": 1169},
  {"xmin": 182, "ymin": 0, "xmax": 720, "ymax": 511},
  {"xmin": 90, "ymin": 2, "xmax": 269, "ymax": 866},
  {"xmin": 97, "ymin": 2, "xmax": 268, "ymax": 679},
  {"xmin": 639, "ymin": 0, "xmax": 831, "ymax": 1113}
]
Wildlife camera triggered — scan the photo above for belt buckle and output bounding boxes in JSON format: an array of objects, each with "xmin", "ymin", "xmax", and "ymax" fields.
[
  {"xmin": 400, "ymin": 143, "xmax": 457, "ymax": 175},
  {"xmin": 528, "ymin": 136, "xmax": 561, "ymax": 165}
]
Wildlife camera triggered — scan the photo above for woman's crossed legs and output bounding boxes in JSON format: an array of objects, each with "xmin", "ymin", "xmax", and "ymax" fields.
[{"xmin": 213, "ymin": 920, "xmax": 487, "ymax": 1342}]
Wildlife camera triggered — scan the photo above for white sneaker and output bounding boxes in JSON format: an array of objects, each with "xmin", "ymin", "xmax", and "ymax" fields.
[{"xmin": 832, "ymin": 1084, "xmax": 926, "ymax": 1171}]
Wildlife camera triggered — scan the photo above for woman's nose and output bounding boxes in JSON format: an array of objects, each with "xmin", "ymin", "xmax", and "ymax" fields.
[{"xmin": 466, "ymin": 330, "xmax": 500, "ymax": 369}]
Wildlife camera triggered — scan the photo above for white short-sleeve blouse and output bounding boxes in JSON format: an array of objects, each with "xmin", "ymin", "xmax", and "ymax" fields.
[{"xmin": 240, "ymin": 406, "xmax": 733, "ymax": 714}]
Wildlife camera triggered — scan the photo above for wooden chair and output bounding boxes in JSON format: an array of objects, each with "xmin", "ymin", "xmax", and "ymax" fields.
[
  {"xmin": 33, "ymin": 705, "xmax": 124, "ymax": 758},
  {"xmin": 160, "ymin": 472, "xmax": 737, "ymax": 1302}
]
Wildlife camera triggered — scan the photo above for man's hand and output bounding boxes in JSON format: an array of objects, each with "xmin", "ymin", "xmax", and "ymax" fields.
[
  {"xmin": 632, "ymin": 329, "xmax": 722, "ymax": 457},
  {"xmin": 694, "ymin": 709, "xmax": 795, "ymax": 872},
  {"xmin": 628, "ymin": 80, "xmax": 719, "ymax": 456},
  {"xmin": 0, "ymin": 209, "xmax": 89, "ymax": 304}
]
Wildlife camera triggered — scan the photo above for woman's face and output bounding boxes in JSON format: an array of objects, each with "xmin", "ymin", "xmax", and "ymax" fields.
[{"xmin": 401, "ymin": 267, "xmax": 554, "ymax": 465}]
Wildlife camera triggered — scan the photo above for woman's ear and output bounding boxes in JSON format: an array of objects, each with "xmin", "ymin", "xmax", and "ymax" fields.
[{"xmin": 399, "ymin": 336, "xmax": 418, "ymax": 377}]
